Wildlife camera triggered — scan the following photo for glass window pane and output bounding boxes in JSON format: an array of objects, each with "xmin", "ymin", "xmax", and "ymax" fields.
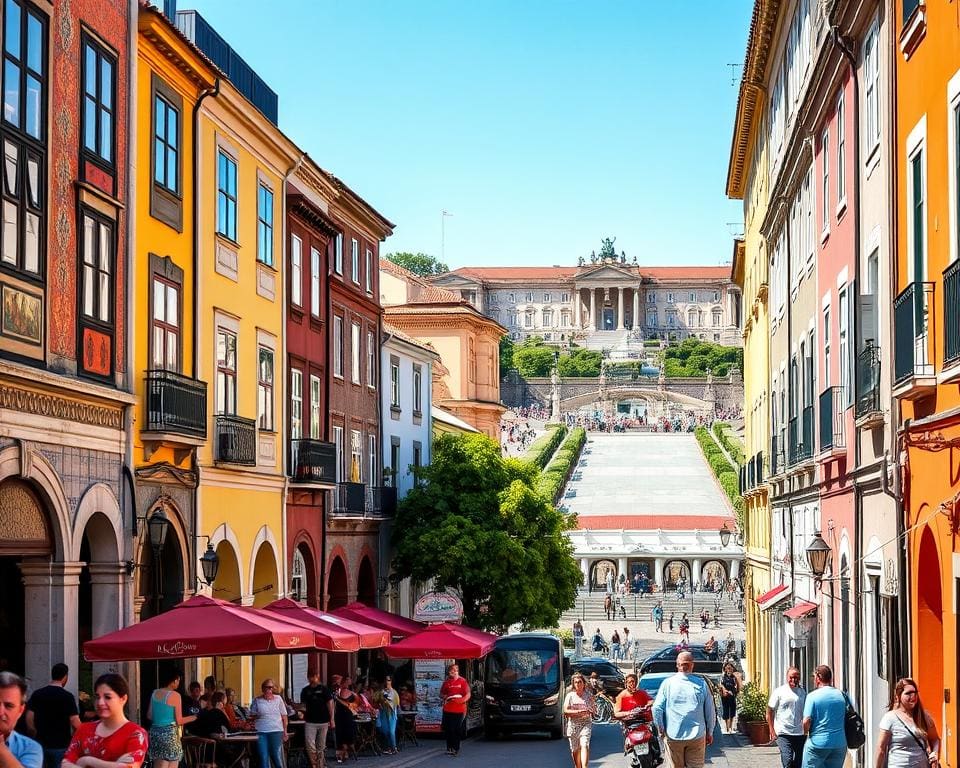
[
  {"xmin": 98, "ymin": 272, "xmax": 109, "ymax": 321},
  {"xmin": 217, "ymin": 193, "xmax": 225, "ymax": 233},
  {"xmin": 26, "ymin": 155, "xmax": 37, "ymax": 207},
  {"xmin": 152, "ymin": 327, "xmax": 164, "ymax": 367},
  {"xmin": 155, "ymin": 98, "xmax": 165, "ymax": 139},
  {"xmin": 166, "ymin": 105, "xmax": 176, "ymax": 144},
  {"xmin": 3, "ymin": 140, "xmax": 16, "ymax": 195},
  {"xmin": 26, "ymin": 13, "xmax": 40, "ymax": 73},
  {"xmin": 166, "ymin": 285, "xmax": 178, "ymax": 327},
  {"xmin": 83, "ymin": 264, "xmax": 94, "ymax": 315},
  {"xmin": 166, "ymin": 331, "xmax": 177, "ymax": 370},
  {"xmin": 154, "ymin": 138, "xmax": 164, "ymax": 185},
  {"xmin": 1, "ymin": 200, "xmax": 16, "ymax": 264},
  {"xmin": 83, "ymin": 215, "xmax": 95, "ymax": 265},
  {"xmin": 24, "ymin": 213, "xmax": 38, "ymax": 272},
  {"xmin": 4, "ymin": 60, "xmax": 21, "ymax": 128},
  {"xmin": 25, "ymin": 74, "xmax": 40, "ymax": 138},
  {"xmin": 84, "ymin": 45, "xmax": 96, "ymax": 95},
  {"xmin": 166, "ymin": 148, "xmax": 176, "ymax": 192},
  {"xmin": 216, "ymin": 332, "xmax": 226, "ymax": 366},
  {"xmin": 100, "ymin": 58, "xmax": 112, "ymax": 108},
  {"xmin": 5, "ymin": 0, "xmax": 20, "ymax": 58},
  {"xmin": 99, "ymin": 222, "xmax": 110, "ymax": 270},
  {"xmin": 153, "ymin": 279, "xmax": 165, "ymax": 321},
  {"xmin": 100, "ymin": 109, "xmax": 111, "ymax": 161},
  {"xmin": 83, "ymin": 97, "xmax": 96, "ymax": 151}
]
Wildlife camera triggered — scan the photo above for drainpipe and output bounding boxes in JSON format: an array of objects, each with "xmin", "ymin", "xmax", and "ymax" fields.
[
  {"xmin": 321, "ymin": 229, "xmax": 335, "ymax": 611},
  {"xmin": 378, "ymin": 326, "xmax": 395, "ymax": 610}
]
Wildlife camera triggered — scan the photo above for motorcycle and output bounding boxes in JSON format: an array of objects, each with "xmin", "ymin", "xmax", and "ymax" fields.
[{"xmin": 621, "ymin": 705, "xmax": 663, "ymax": 768}]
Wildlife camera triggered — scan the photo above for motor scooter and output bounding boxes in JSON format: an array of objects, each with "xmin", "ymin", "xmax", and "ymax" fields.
[{"xmin": 620, "ymin": 704, "xmax": 663, "ymax": 768}]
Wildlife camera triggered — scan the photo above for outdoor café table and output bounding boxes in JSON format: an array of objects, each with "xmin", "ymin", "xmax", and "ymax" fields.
[
  {"xmin": 213, "ymin": 732, "xmax": 258, "ymax": 768},
  {"xmin": 397, "ymin": 710, "xmax": 418, "ymax": 749},
  {"xmin": 353, "ymin": 714, "xmax": 381, "ymax": 757}
]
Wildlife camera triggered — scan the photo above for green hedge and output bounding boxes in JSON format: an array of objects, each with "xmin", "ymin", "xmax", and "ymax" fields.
[
  {"xmin": 537, "ymin": 428, "xmax": 587, "ymax": 504},
  {"xmin": 712, "ymin": 421, "xmax": 746, "ymax": 466},
  {"xmin": 694, "ymin": 427, "xmax": 742, "ymax": 517},
  {"xmin": 522, "ymin": 424, "xmax": 567, "ymax": 470}
]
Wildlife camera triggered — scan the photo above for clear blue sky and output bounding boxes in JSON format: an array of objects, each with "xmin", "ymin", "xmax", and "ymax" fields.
[{"xmin": 185, "ymin": 0, "xmax": 752, "ymax": 269}]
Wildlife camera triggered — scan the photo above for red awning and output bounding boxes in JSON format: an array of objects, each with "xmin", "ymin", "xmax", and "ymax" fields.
[
  {"xmin": 263, "ymin": 599, "xmax": 389, "ymax": 650},
  {"xmin": 784, "ymin": 601, "xmax": 817, "ymax": 620},
  {"xmin": 383, "ymin": 622, "xmax": 498, "ymax": 660},
  {"xmin": 756, "ymin": 583, "xmax": 792, "ymax": 610},
  {"xmin": 330, "ymin": 602, "xmax": 425, "ymax": 638},
  {"xmin": 83, "ymin": 595, "xmax": 317, "ymax": 661}
]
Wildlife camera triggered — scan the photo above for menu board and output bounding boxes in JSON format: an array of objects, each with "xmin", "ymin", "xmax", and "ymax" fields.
[{"xmin": 413, "ymin": 659, "xmax": 446, "ymax": 732}]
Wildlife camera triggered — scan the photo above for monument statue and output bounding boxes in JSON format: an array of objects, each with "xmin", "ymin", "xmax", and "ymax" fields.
[{"xmin": 599, "ymin": 237, "xmax": 617, "ymax": 260}]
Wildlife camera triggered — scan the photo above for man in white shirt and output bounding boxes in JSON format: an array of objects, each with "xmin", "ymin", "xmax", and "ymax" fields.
[{"xmin": 766, "ymin": 667, "xmax": 806, "ymax": 768}]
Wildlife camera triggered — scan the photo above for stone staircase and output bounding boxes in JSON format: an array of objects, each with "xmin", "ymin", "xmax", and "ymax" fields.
[
  {"xmin": 580, "ymin": 330, "xmax": 631, "ymax": 351},
  {"xmin": 561, "ymin": 590, "xmax": 742, "ymax": 626}
]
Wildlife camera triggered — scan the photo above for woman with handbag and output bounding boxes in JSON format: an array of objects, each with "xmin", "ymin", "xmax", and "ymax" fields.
[
  {"xmin": 875, "ymin": 678, "xmax": 940, "ymax": 768},
  {"xmin": 145, "ymin": 668, "xmax": 195, "ymax": 768},
  {"xmin": 718, "ymin": 661, "xmax": 740, "ymax": 734}
]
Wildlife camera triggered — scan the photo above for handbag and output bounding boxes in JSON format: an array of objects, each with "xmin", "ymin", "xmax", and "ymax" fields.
[
  {"xmin": 895, "ymin": 713, "xmax": 934, "ymax": 761},
  {"xmin": 842, "ymin": 693, "xmax": 866, "ymax": 749}
]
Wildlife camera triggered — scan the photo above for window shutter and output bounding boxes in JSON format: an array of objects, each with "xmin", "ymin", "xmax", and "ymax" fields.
[{"xmin": 848, "ymin": 278, "xmax": 858, "ymax": 407}]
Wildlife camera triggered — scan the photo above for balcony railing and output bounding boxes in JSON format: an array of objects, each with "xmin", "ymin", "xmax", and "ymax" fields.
[
  {"xmin": 856, "ymin": 342, "xmax": 881, "ymax": 418},
  {"xmin": 214, "ymin": 414, "xmax": 257, "ymax": 465},
  {"xmin": 819, "ymin": 387, "xmax": 845, "ymax": 454},
  {"xmin": 366, "ymin": 485, "xmax": 398, "ymax": 518},
  {"xmin": 789, "ymin": 407, "xmax": 814, "ymax": 466},
  {"xmin": 755, "ymin": 450, "xmax": 764, "ymax": 486},
  {"xmin": 903, "ymin": 0, "xmax": 921, "ymax": 25},
  {"xmin": 332, "ymin": 482, "xmax": 366, "ymax": 516},
  {"xmin": 893, "ymin": 281, "xmax": 935, "ymax": 387},
  {"xmin": 289, "ymin": 438, "xmax": 337, "ymax": 485},
  {"xmin": 144, "ymin": 370, "xmax": 207, "ymax": 438},
  {"xmin": 771, "ymin": 429, "xmax": 785, "ymax": 476},
  {"xmin": 944, "ymin": 261, "xmax": 960, "ymax": 366}
]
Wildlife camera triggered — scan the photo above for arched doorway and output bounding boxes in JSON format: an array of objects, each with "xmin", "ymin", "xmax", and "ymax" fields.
[
  {"xmin": 590, "ymin": 560, "xmax": 616, "ymax": 591},
  {"xmin": 252, "ymin": 541, "xmax": 280, "ymax": 688},
  {"xmin": 212, "ymin": 541, "xmax": 242, "ymax": 692},
  {"xmin": 701, "ymin": 561, "xmax": 727, "ymax": 589},
  {"xmin": 357, "ymin": 557, "xmax": 376, "ymax": 607},
  {"xmin": 327, "ymin": 557, "xmax": 348, "ymax": 610},
  {"xmin": 664, "ymin": 560, "xmax": 690, "ymax": 589},
  {"xmin": 916, "ymin": 527, "xmax": 943, "ymax": 726},
  {"xmin": 78, "ymin": 512, "xmax": 121, "ymax": 700}
]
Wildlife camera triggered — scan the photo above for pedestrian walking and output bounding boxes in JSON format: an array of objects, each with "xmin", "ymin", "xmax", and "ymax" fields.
[
  {"xmin": 718, "ymin": 662, "xmax": 740, "ymax": 734},
  {"xmin": 801, "ymin": 665, "xmax": 847, "ymax": 768},
  {"xmin": 250, "ymin": 678, "xmax": 288, "ymax": 768},
  {"xmin": 25, "ymin": 663, "xmax": 81, "ymax": 768},
  {"xmin": 652, "ymin": 651, "xmax": 716, "ymax": 768},
  {"xmin": 62, "ymin": 674, "xmax": 147, "ymax": 768},
  {"xmin": 375, "ymin": 677, "xmax": 399, "ymax": 755},
  {"xmin": 573, "ymin": 620, "xmax": 585, "ymax": 658},
  {"xmin": 874, "ymin": 677, "xmax": 940, "ymax": 768},
  {"xmin": 622, "ymin": 628, "xmax": 631, "ymax": 659},
  {"xmin": 146, "ymin": 667, "xmax": 196, "ymax": 768},
  {"xmin": 611, "ymin": 630, "xmax": 621, "ymax": 661},
  {"xmin": 333, "ymin": 677, "xmax": 358, "ymax": 763},
  {"xmin": 604, "ymin": 594, "xmax": 613, "ymax": 621},
  {"xmin": 439, "ymin": 663, "xmax": 470, "ymax": 757},
  {"xmin": 300, "ymin": 669, "xmax": 335, "ymax": 768},
  {"xmin": 591, "ymin": 628, "xmax": 606, "ymax": 655},
  {"xmin": 0, "ymin": 671, "xmax": 42, "ymax": 768},
  {"xmin": 668, "ymin": 613, "xmax": 675, "ymax": 632},
  {"xmin": 767, "ymin": 667, "xmax": 806, "ymax": 768},
  {"xmin": 563, "ymin": 673, "xmax": 596, "ymax": 768},
  {"xmin": 653, "ymin": 604, "xmax": 664, "ymax": 633}
]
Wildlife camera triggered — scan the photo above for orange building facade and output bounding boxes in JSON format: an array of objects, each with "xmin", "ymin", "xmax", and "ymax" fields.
[{"xmin": 893, "ymin": 1, "xmax": 960, "ymax": 758}]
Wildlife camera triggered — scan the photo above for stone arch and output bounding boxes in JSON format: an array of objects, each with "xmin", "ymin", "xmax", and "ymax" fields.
[
  {"xmin": 135, "ymin": 493, "xmax": 191, "ymax": 599},
  {"xmin": 590, "ymin": 559, "xmax": 616, "ymax": 590},
  {"xmin": 664, "ymin": 560, "xmax": 691, "ymax": 588},
  {"xmin": 247, "ymin": 525, "xmax": 281, "ymax": 599},
  {"xmin": 73, "ymin": 483, "xmax": 122, "ymax": 562},
  {"xmin": 0, "ymin": 445, "xmax": 70, "ymax": 560},
  {"xmin": 916, "ymin": 524, "xmax": 943, "ymax": 724},
  {"xmin": 210, "ymin": 523, "xmax": 243, "ymax": 601},
  {"xmin": 701, "ymin": 560, "xmax": 727, "ymax": 585},
  {"xmin": 327, "ymin": 556, "xmax": 349, "ymax": 610},
  {"xmin": 291, "ymin": 532, "xmax": 318, "ymax": 606},
  {"xmin": 356, "ymin": 555, "xmax": 376, "ymax": 607},
  {"xmin": 560, "ymin": 388, "xmax": 710, "ymax": 413}
]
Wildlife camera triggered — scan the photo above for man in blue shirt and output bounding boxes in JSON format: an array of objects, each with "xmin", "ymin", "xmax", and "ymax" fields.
[
  {"xmin": 653, "ymin": 651, "xmax": 716, "ymax": 768},
  {"xmin": 801, "ymin": 665, "xmax": 847, "ymax": 768},
  {"xmin": 0, "ymin": 672, "xmax": 43, "ymax": 768}
]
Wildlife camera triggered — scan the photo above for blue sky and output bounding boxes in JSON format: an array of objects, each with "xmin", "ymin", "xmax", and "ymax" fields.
[{"xmin": 184, "ymin": 1, "xmax": 752, "ymax": 269}]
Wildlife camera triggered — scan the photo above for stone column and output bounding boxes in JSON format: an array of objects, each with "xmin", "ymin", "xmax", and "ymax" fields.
[
  {"xmin": 580, "ymin": 558, "xmax": 590, "ymax": 589},
  {"xmin": 633, "ymin": 288, "xmax": 640, "ymax": 331},
  {"xmin": 617, "ymin": 556, "xmax": 628, "ymax": 585},
  {"xmin": 617, "ymin": 288, "xmax": 625, "ymax": 330},
  {"xmin": 21, "ymin": 560, "xmax": 84, "ymax": 696},
  {"xmin": 589, "ymin": 289, "xmax": 597, "ymax": 330},
  {"xmin": 654, "ymin": 558, "xmax": 664, "ymax": 588},
  {"xmin": 87, "ymin": 563, "xmax": 128, "ymax": 681},
  {"xmin": 692, "ymin": 558, "xmax": 702, "ymax": 587},
  {"xmin": 730, "ymin": 559, "xmax": 741, "ymax": 580}
]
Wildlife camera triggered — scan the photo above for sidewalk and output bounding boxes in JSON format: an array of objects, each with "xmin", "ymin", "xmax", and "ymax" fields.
[{"xmin": 713, "ymin": 731, "xmax": 781, "ymax": 768}]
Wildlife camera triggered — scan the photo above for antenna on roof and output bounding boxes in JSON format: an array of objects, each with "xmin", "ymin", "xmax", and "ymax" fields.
[{"xmin": 727, "ymin": 63, "xmax": 742, "ymax": 86}]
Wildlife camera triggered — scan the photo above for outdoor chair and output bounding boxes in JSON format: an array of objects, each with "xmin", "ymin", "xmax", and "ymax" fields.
[{"xmin": 182, "ymin": 736, "xmax": 217, "ymax": 768}]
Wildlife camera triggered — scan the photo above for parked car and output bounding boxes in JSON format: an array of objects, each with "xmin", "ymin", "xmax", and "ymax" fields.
[
  {"xmin": 637, "ymin": 644, "xmax": 732, "ymax": 676},
  {"xmin": 637, "ymin": 672, "xmax": 722, "ymax": 741},
  {"xmin": 569, "ymin": 657, "xmax": 626, "ymax": 696}
]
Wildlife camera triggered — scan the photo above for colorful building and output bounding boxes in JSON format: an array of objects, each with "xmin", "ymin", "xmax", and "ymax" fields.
[{"xmin": 893, "ymin": 0, "xmax": 960, "ymax": 757}]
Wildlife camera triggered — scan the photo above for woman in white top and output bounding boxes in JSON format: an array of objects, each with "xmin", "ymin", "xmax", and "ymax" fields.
[
  {"xmin": 875, "ymin": 677, "xmax": 940, "ymax": 768},
  {"xmin": 250, "ymin": 678, "xmax": 288, "ymax": 768},
  {"xmin": 563, "ymin": 673, "xmax": 597, "ymax": 768}
]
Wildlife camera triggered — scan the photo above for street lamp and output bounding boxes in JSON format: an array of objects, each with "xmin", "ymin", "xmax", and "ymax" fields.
[
  {"xmin": 198, "ymin": 537, "xmax": 220, "ymax": 586},
  {"xmin": 147, "ymin": 509, "xmax": 170, "ymax": 551},
  {"xmin": 805, "ymin": 531, "xmax": 832, "ymax": 579},
  {"xmin": 719, "ymin": 523, "xmax": 732, "ymax": 548}
]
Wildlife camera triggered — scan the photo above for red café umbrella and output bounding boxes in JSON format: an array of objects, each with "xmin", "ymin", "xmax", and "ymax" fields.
[
  {"xmin": 263, "ymin": 599, "xmax": 390, "ymax": 650},
  {"xmin": 83, "ymin": 595, "xmax": 317, "ymax": 662},
  {"xmin": 382, "ymin": 622, "xmax": 498, "ymax": 660},
  {"xmin": 330, "ymin": 602, "xmax": 425, "ymax": 639}
]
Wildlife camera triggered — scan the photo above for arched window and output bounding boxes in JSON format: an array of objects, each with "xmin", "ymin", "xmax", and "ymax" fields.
[{"xmin": 291, "ymin": 549, "xmax": 306, "ymax": 602}]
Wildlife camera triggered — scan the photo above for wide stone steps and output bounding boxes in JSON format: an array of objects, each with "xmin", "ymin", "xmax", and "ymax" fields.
[{"xmin": 561, "ymin": 591, "xmax": 741, "ymax": 625}]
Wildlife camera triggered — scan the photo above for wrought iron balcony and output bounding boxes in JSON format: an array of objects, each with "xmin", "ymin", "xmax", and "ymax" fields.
[
  {"xmin": 331, "ymin": 482, "xmax": 366, "ymax": 517},
  {"xmin": 771, "ymin": 429, "xmax": 785, "ymax": 476},
  {"xmin": 856, "ymin": 342, "xmax": 881, "ymax": 419},
  {"xmin": 755, "ymin": 450, "xmax": 764, "ymax": 486},
  {"xmin": 214, "ymin": 414, "xmax": 257, "ymax": 465},
  {"xmin": 289, "ymin": 438, "xmax": 337, "ymax": 486},
  {"xmin": 819, "ymin": 387, "xmax": 845, "ymax": 455},
  {"xmin": 366, "ymin": 485, "xmax": 398, "ymax": 518},
  {"xmin": 893, "ymin": 281, "xmax": 935, "ymax": 394},
  {"xmin": 144, "ymin": 370, "xmax": 207, "ymax": 438},
  {"xmin": 789, "ymin": 406, "xmax": 814, "ymax": 466},
  {"xmin": 944, "ymin": 261, "xmax": 960, "ymax": 367}
]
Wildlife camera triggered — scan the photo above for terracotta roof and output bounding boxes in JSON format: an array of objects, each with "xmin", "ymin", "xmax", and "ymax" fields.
[
  {"xmin": 433, "ymin": 407, "xmax": 480, "ymax": 433},
  {"xmin": 638, "ymin": 266, "xmax": 732, "ymax": 280},
  {"xmin": 380, "ymin": 258, "xmax": 463, "ymax": 303},
  {"xmin": 445, "ymin": 265, "xmax": 732, "ymax": 282},
  {"xmin": 575, "ymin": 515, "xmax": 734, "ymax": 531},
  {"xmin": 451, "ymin": 266, "xmax": 579, "ymax": 281},
  {"xmin": 382, "ymin": 323, "xmax": 439, "ymax": 357}
]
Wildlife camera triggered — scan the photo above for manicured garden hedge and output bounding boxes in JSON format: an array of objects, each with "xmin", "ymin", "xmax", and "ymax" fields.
[
  {"xmin": 537, "ymin": 427, "xmax": 587, "ymax": 504},
  {"xmin": 694, "ymin": 426, "xmax": 741, "ymax": 520},
  {"xmin": 712, "ymin": 421, "xmax": 746, "ymax": 466},
  {"xmin": 522, "ymin": 423, "xmax": 567, "ymax": 470}
]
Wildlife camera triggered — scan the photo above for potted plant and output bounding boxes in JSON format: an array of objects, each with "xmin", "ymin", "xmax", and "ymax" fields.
[{"xmin": 737, "ymin": 681, "xmax": 770, "ymax": 745}]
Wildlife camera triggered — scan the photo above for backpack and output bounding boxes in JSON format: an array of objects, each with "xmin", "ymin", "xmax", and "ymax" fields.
[{"xmin": 842, "ymin": 693, "xmax": 866, "ymax": 749}]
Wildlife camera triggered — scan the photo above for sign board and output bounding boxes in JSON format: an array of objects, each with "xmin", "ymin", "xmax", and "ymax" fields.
[
  {"xmin": 413, "ymin": 591, "xmax": 463, "ymax": 623},
  {"xmin": 413, "ymin": 659, "xmax": 445, "ymax": 732}
]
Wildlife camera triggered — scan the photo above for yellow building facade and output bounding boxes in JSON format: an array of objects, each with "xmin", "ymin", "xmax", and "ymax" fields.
[{"xmin": 727, "ymin": 24, "xmax": 773, "ymax": 688}]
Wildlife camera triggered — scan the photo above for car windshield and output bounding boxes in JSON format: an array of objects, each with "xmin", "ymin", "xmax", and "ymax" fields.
[
  {"xmin": 575, "ymin": 662, "xmax": 618, "ymax": 676},
  {"xmin": 486, "ymin": 642, "xmax": 559, "ymax": 687},
  {"xmin": 638, "ymin": 677, "xmax": 667, "ymax": 696},
  {"xmin": 654, "ymin": 646, "xmax": 710, "ymax": 661}
]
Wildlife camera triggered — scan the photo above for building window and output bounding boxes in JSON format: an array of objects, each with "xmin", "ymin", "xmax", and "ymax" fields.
[
  {"xmin": 646, "ymin": 308, "xmax": 657, "ymax": 327},
  {"xmin": 81, "ymin": 37, "xmax": 114, "ymax": 166},
  {"xmin": 687, "ymin": 309, "xmax": 699, "ymax": 327},
  {"xmin": 257, "ymin": 183, "xmax": 273, "ymax": 265},
  {"xmin": 909, "ymin": 147, "xmax": 925, "ymax": 281},
  {"xmin": 368, "ymin": 433, "xmax": 377, "ymax": 486},
  {"xmin": 334, "ymin": 233, "xmax": 343, "ymax": 274},
  {"xmin": 823, "ymin": 306, "xmax": 831, "ymax": 388},
  {"xmin": 508, "ymin": 292, "xmax": 515, "ymax": 303},
  {"xmin": 647, "ymin": 292, "xmax": 656, "ymax": 303},
  {"xmin": 291, "ymin": 549, "xmax": 306, "ymax": 602},
  {"xmin": 839, "ymin": 287, "xmax": 849, "ymax": 405},
  {"xmin": 309, "ymin": 375, "xmax": 321, "ymax": 438},
  {"xmin": 561, "ymin": 292, "xmax": 569, "ymax": 302},
  {"xmin": 333, "ymin": 316, "xmax": 343, "ymax": 378},
  {"xmin": 666, "ymin": 292, "xmax": 675, "ymax": 303},
  {"xmin": 667, "ymin": 310, "xmax": 677, "ymax": 327},
  {"xmin": 821, "ymin": 129, "xmax": 829, "ymax": 232},
  {"xmin": 712, "ymin": 309, "xmax": 722, "ymax": 327},
  {"xmin": 332, "ymin": 425, "xmax": 343, "ymax": 482},
  {"xmin": 365, "ymin": 248, "xmax": 373, "ymax": 293},
  {"xmin": 689, "ymin": 291, "xmax": 696, "ymax": 302},
  {"xmin": 216, "ymin": 328, "xmax": 237, "ymax": 415},
  {"xmin": 389, "ymin": 438, "xmax": 400, "ymax": 487},
  {"xmin": 290, "ymin": 234, "xmax": 302, "ymax": 306},
  {"xmin": 367, "ymin": 329, "xmax": 375, "ymax": 387},
  {"xmin": 310, "ymin": 247, "xmax": 321, "ymax": 316},
  {"xmin": 257, "ymin": 346, "xmax": 274, "ymax": 431},
  {"xmin": 525, "ymin": 292, "xmax": 533, "ymax": 302},
  {"xmin": 413, "ymin": 441, "xmax": 422, "ymax": 484},
  {"xmin": 80, "ymin": 210, "xmax": 113, "ymax": 325},
  {"xmin": 524, "ymin": 311, "xmax": 533, "ymax": 329},
  {"xmin": 413, "ymin": 364, "xmax": 423, "ymax": 414},
  {"xmin": 151, "ymin": 277, "xmax": 179, "ymax": 371},
  {"xmin": 543, "ymin": 308, "xmax": 553, "ymax": 327},
  {"xmin": 864, "ymin": 23, "xmax": 880, "ymax": 150},
  {"xmin": 349, "ymin": 429, "xmax": 362, "ymax": 482},
  {"xmin": 837, "ymin": 92, "xmax": 846, "ymax": 203},
  {"xmin": 351, "ymin": 238, "xmax": 359, "ymax": 284},
  {"xmin": 560, "ymin": 310, "xmax": 570, "ymax": 328},
  {"xmin": 3, "ymin": 0, "xmax": 46, "ymax": 142},
  {"xmin": 290, "ymin": 369, "xmax": 303, "ymax": 440},
  {"xmin": 544, "ymin": 292, "xmax": 551, "ymax": 302},
  {"xmin": 351, "ymin": 321, "xmax": 361, "ymax": 384},
  {"xmin": 216, "ymin": 150, "xmax": 237, "ymax": 241},
  {"xmin": 153, "ymin": 93, "xmax": 178, "ymax": 194},
  {"xmin": 390, "ymin": 359, "xmax": 400, "ymax": 407}
]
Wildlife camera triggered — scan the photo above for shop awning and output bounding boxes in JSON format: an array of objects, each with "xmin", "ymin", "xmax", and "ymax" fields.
[
  {"xmin": 784, "ymin": 601, "xmax": 817, "ymax": 620},
  {"xmin": 330, "ymin": 602, "xmax": 425, "ymax": 638},
  {"xmin": 756, "ymin": 583, "xmax": 792, "ymax": 611},
  {"xmin": 263, "ymin": 598, "xmax": 390, "ymax": 651},
  {"xmin": 383, "ymin": 622, "xmax": 498, "ymax": 659}
]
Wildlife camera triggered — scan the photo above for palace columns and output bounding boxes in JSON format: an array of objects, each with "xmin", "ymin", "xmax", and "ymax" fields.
[
  {"xmin": 730, "ymin": 559, "xmax": 741, "ymax": 580},
  {"xmin": 590, "ymin": 289, "xmax": 597, "ymax": 330},
  {"xmin": 617, "ymin": 556, "xmax": 628, "ymax": 584},
  {"xmin": 654, "ymin": 558, "xmax": 664, "ymax": 588},
  {"xmin": 692, "ymin": 558, "xmax": 702, "ymax": 585},
  {"xmin": 617, "ymin": 288, "xmax": 624, "ymax": 330},
  {"xmin": 21, "ymin": 561, "xmax": 83, "ymax": 696},
  {"xmin": 633, "ymin": 288, "xmax": 640, "ymax": 330},
  {"xmin": 580, "ymin": 557, "xmax": 590, "ymax": 588}
]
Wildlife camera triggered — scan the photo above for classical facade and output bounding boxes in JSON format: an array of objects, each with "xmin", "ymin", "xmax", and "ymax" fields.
[{"xmin": 432, "ymin": 263, "xmax": 743, "ymax": 346}]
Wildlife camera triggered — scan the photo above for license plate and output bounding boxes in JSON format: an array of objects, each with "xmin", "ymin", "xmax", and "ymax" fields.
[
  {"xmin": 633, "ymin": 743, "xmax": 649, "ymax": 755},
  {"xmin": 511, "ymin": 704, "xmax": 532, "ymax": 712}
]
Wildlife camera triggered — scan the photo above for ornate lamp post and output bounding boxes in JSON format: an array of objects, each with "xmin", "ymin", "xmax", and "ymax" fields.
[{"xmin": 805, "ymin": 531, "xmax": 832, "ymax": 580}]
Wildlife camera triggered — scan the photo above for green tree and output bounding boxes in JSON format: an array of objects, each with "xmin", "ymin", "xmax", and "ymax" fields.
[
  {"xmin": 514, "ymin": 345, "xmax": 555, "ymax": 377},
  {"xmin": 384, "ymin": 252, "xmax": 449, "ymax": 277},
  {"xmin": 499, "ymin": 336, "xmax": 515, "ymax": 373},
  {"xmin": 558, "ymin": 348, "xmax": 602, "ymax": 377},
  {"xmin": 391, "ymin": 433, "xmax": 582, "ymax": 631}
]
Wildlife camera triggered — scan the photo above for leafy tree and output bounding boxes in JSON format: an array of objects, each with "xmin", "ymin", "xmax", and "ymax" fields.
[
  {"xmin": 499, "ymin": 336, "xmax": 515, "ymax": 373},
  {"xmin": 391, "ymin": 433, "xmax": 582, "ymax": 631},
  {"xmin": 558, "ymin": 348, "xmax": 602, "ymax": 377},
  {"xmin": 514, "ymin": 345, "xmax": 555, "ymax": 377},
  {"xmin": 384, "ymin": 252, "xmax": 449, "ymax": 277}
]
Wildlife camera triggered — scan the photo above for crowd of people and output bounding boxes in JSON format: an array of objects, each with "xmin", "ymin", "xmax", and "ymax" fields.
[{"xmin": 500, "ymin": 420, "xmax": 540, "ymax": 454}]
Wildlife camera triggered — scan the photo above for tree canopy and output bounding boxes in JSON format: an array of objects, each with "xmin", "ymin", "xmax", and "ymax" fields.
[
  {"xmin": 391, "ymin": 433, "xmax": 582, "ymax": 631},
  {"xmin": 558, "ymin": 347, "xmax": 602, "ymax": 377},
  {"xmin": 384, "ymin": 252, "xmax": 449, "ymax": 277},
  {"xmin": 499, "ymin": 336, "xmax": 515, "ymax": 374},
  {"xmin": 662, "ymin": 338, "xmax": 742, "ymax": 377},
  {"xmin": 513, "ymin": 338, "xmax": 556, "ymax": 377}
]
